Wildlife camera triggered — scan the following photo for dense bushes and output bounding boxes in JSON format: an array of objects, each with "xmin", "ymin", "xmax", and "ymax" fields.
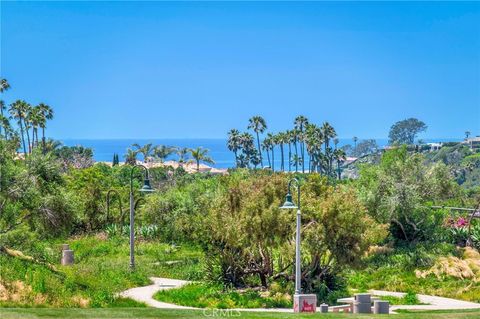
[
  {"xmin": 141, "ymin": 170, "xmax": 386, "ymax": 303},
  {"xmin": 357, "ymin": 146, "xmax": 461, "ymax": 243}
]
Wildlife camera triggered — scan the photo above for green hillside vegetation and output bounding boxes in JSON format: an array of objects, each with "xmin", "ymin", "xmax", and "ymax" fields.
[{"xmin": 2, "ymin": 138, "xmax": 480, "ymax": 310}]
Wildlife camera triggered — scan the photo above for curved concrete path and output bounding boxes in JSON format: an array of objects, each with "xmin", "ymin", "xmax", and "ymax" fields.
[
  {"xmin": 371, "ymin": 290, "xmax": 480, "ymax": 311},
  {"xmin": 120, "ymin": 277, "xmax": 195, "ymax": 309},
  {"xmin": 120, "ymin": 277, "xmax": 480, "ymax": 313}
]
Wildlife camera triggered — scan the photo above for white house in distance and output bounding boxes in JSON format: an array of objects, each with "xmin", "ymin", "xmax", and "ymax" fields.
[
  {"xmin": 427, "ymin": 142, "xmax": 443, "ymax": 151},
  {"xmin": 462, "ymin": 136, "xmax": 480, "ymax": 151}
]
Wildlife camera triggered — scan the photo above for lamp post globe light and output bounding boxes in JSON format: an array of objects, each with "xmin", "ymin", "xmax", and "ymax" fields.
[
  {"xmin": 129, "ymin": 164, "xmax": 155, "ymax": 270},
  {"xmin": 280, "ymin": 178, "xmax": 317, "ymax": 313}
]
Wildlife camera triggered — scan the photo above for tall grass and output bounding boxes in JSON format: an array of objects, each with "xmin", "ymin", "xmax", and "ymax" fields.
[{"xmin": 0, "ymin": 234, "xmax": 203, "ymax": 307}]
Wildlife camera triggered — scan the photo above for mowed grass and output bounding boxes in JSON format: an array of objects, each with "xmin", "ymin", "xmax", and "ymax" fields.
[{"xmin": 2, "ymin": 308, "xmax": 480, "ymax": 319}]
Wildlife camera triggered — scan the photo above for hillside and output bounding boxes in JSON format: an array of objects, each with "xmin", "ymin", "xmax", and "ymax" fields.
[{"xmin": 342, "ymin": 144, "xmax": 480, "ymax": 189}]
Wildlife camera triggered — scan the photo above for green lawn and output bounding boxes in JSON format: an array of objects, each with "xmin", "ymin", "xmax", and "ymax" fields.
[{"xmin": 2, "ymin": 308, "xmax": 480, "ymax": 319}]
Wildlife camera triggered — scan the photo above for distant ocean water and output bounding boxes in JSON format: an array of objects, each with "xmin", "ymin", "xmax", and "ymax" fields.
[{"xmin": 60, "ymin": 138, "xmax": 459, "ymax": 169}]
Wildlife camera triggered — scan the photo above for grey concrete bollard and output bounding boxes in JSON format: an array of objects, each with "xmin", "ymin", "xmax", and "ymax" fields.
[
  {"xmin": 355, "ymin": 293, "xmax": 371, "ymax": 303},
  {"xmin": 374, "ymin": 300, "xmax": 390, "ymax": 314},
  {"xmin": 61, "ymin": 249, "xmax": 74, "ymax": 265},
  {"xmin": 319, "ymin": 303, "xmax": 329, "ymax": 313},
  {"xmin": 353, "ymin": 302, "xmax": 372, "ymax": 314}
]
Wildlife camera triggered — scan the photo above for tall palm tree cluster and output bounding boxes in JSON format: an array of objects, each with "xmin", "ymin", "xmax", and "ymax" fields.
[
  {"xmin": 0, "ymin": 78, "xmax": 54, "ymax": 155},
  {"xmin": 125, "ymin": 143, "xmax": 214, "ymax": 171},
  {"xmin": 228, "ymin": 115, "xmax": 346, "ymax": 178}
]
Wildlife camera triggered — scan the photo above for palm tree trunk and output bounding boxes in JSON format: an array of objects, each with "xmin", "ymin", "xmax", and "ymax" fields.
[
  {"xmin": 24, "ymin": 119, "xmax": 31, "ymax": 154},
  {"xmin": 0, "ymin": 107, "xmax": 3, "ymax": 136},
  {"xmin": 34, "ymin": 128, "xmax": 38, "ymax": 148},
  {"xmin": 256, "ymin": 132, "xmax": 263, "ymax": 167},
  {"xmin": 234, "ymin": 150, "xmax": 238, "ymax": 167},
  {"xmin": 309, "ymin": 153, "xmax": 312, "ymax": 173},
  {"xmin": 288, "ymin": 143, "xmax": 291, "ymax": 172},
  {"xmin": 301, "ymin": 138, "xmax": 305, "ymax": 173},
  {"xmin": 280, "ymin": 143, "xmax": 284, "ymax": 171},
  {"xmin": 266, "ymin": 147, "xmax": 271, "ymax": 168},
  {"xmin": 294, "ymin": 138, "xmax": 298, "ymax": 172},
  {"xmin": 19, "ymin": 118, "xmax": 27, "ymax": 155},
  {"xmin": 42, "ymin": 127, "xmax": 46, "ymax": 154},
  {"xmin": 196, "ymin": 159, "xmax": 200, "ymax": 172},
  {"xmin": 271, "ymin": 146, "xmax": 275, "ymax": 171}
]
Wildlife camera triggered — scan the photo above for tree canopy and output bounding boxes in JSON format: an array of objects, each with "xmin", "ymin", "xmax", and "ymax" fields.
[{"xmin": 388, "ymin": 118, "xmax": 427, "ymax": 145}]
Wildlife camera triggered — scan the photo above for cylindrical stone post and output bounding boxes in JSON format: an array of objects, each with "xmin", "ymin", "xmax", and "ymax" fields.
[
  {"xmin": 374, "ymin": 300, "xmax": 390, "ymax": 314},
  {"xmin": 61, "ymin": 249, "xmax": 74, "ymax": 265},
  {"xmin": 320, "ymin": 303, "xmax": 329, "ymax": 313}
]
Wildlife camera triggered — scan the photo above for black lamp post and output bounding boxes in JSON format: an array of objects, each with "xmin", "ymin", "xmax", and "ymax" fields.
[
  {"xmin": 129, "ymin": 164, "xmax": 154, "ymax": 269},
  {"xmin": 279, "ymin": 178, "xmax": 301, "ymax": 295}
]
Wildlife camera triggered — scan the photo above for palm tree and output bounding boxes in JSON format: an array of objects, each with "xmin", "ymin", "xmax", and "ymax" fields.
[
  {"xmin": 333, "ymin": 137, "xmax": 339, "ymax": 150},
  {"xmin": 43, "ymin": 138, "xmax": 63, "ymax": 153},
  {"xmin": 266, "ymin": 132, "xmax": 275, "ymax": 171},
  {"xmin": 124, "ymin": 148, "xmax": 138, "ymax": 165},
  {"xmin": 9, "ymin": 100, "xmax": 29, "ymax": 155},
  {"xmin": 294, "ymin": 116, "xmax": 309, "ymax": 173},
  {"xmin": 239, "ymin": 132, "xmax": 255, "ymax": 168},
  {"xmin": 248, "ymin": 116, "xmax": 267, "ymax": 167},
  {"xmin": 261, "ymin": 138, "xmax": 271, "ymax": 168},
  {"xmin": 0, "ymin": 78, "xmax": 10, "ymax": 93},
  {"xmin": 286, "ymin": 130, "xmax": 294, "ymax": 172},
  {"xmin": 176, "ymin": 147, "xmax": 189, "ymax": 166},
  {"xmin": 333, "ymin": 148, "xmax": 346, "ymax": 179},
  {"xmin": 189, "ymin": 147, "xmax": 215, "ymax": 172},
  {"xmin": 353, "ymin": 136, "xmax": 358, "ymax": 149},
  {"xmin": 132, "ymin": 143, "xmax": 154, "ymax": 163},
  {"xmin": 29, "ymin": 105, "xmax": 43, "ymax": 148},
  {"xmin": 277, "ymin": 132, "xmax": 287, "ymax": 171},
  {"xmin": 23, "ymin": 103, "xmax": 33, "ymax": 153},
  {"xmin": 321, "ymin": 122, "xmax": 336, "ymax": 175},
  {"xmin": 0, "ymin": 78, "xmax": 10, "ymax": 138},
  {"xmin": 0, "ymin": 101, "xmax": 7, "ymax": 137},
  {"xmin": 292, "ymin": 129, "xmax": 299, "ymax": 172},
  {"xmin": 249, "ymin": 149, "xmax": 261, "ymax": 169},
  {"xmin": 305, "ymin": 123, "xmax": 322, "ymax": 173},
  {"xmin": 465, "ymin": 131, "xmax": 471, "ymax": 140},
  {"xmin": 38, "ymin": 103, "xmax": 53, "ymax": 153},
  {"xmin": 227, "ymin": 129, "xmax": 241, "ymax": 166},
  {"xmin": 153, "ymin": 145, "xmax": 175, "ymax": 163},
  {"xmin": 0, "ymin": 113, "xmax": 12, "ymax": 140}
]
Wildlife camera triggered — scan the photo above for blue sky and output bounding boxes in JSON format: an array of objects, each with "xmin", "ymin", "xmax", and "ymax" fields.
[{"xmin": 1, "ymin": 1, "xmax": 479, "ymax": 139}]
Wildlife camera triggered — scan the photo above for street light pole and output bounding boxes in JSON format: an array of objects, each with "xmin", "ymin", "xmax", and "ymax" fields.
[
  {"xmin": 280, "ymin": 178, "xmax": 316, "ymax": 313},
  {"xmin": 129, "ymin": 164, "xmax": 155, "ymax": 270},
  {"xmin": 280, "ymin": 177, "xmax": 301, "ymax": 294}
]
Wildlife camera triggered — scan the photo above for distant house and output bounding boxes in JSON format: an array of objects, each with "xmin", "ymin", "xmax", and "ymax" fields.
[
  {"xmin": 427, "ymin": 142, "xmax": 442, "ymax": 151},
  {"xmin": 463, "ymin": 136, "xmax": 480, "ymax": 151}
]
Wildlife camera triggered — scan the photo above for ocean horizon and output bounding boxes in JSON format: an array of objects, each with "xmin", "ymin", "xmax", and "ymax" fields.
[{"xmin": 59, "ymin": 137, "xmax": 461, "ymax": 169}]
